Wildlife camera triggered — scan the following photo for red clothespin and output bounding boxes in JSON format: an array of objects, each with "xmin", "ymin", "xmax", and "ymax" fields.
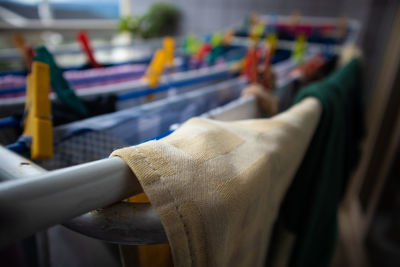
[
  {"xmin": 195, "ymin": 42, "xmax": 212, "ymax": 64},
  {"xmin": 76, "ymin": 30, "xmax": 102, "ymax": 68},
  {"xmin": 242, "ymin": 45, "xmax": 261, "ymax": 83}
]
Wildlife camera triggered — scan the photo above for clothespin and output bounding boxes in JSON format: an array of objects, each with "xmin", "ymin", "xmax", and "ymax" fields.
[
  {"xmin": 163, "ymin": 37, "xmax": 175, "ymax": 68},
  {"xmin": 265, "ymin": 32, "xmax": 277, "ymax": 56},
  {"xmin": 250, "ymin": 23, "xmax": 266, "ymax": 43},
  {"xmin": 35, "ymin": 46, "xmax": 88, "ymax": 116},
  {"xmin": 144, "ymin": 49, "xmax": 167, "ymax": 101},
  {"xmin": 76, "ymin": 31, "xmax": 102, "ymax": 68},
  {"xmin": 222, "ymin": 30, "xmax": 234, "ymax": 46},
  {"xmin": 145, "ymin": 49, "xmax": 167, "ymax": 87},
  {"xmin": 242, "ymin": 43, "xmax": 261, "ymax": 83},
  {"xmin": 22, "ymin": 61, "xmax": 53, "ymax": 160},
  {"xmin": 211, "ymin": 32, "xmax": 223, "ymax": 48},
  {"xmin": 184, "ymin": 34, "xmax": 202, "ymax": 55},
  {"xmin": 195, "ymin": 42, "xmax": 212, "ymax": 65},
  {"xmin": 337, "ymin": 16, "xmax": 348, "ymax": 40},
  {"xmin": 292, "ymin": 34, "xmax": 306, "ymax": 63},
  {"xmin": 12, "ymin": 34, "xmax": 35, "ymax": 72},
  {"xmin": 204, "ymin": 32, "xmax": 225, "ymax": 66}
]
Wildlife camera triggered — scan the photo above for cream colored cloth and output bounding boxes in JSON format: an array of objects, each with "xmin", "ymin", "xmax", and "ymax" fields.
[{"xmin": 111, "ymin": 97, "xmax": 322, "ymax": 267}]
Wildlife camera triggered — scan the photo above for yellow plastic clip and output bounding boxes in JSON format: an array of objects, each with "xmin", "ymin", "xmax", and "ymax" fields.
[
  {"xmin": 23, "ymin": 61, "xmax": 53, "ymax": 160},
  {"xmin": 292, "ymin": 34, "xmax": 307, "ymax": 63},
  {"xmin": 266, "ymin": 32, "xmax": 277, "ymax": 56},
  {"xmin": 163, "ymin": 37, "xmax": 175, "ymax": 68},
  {"xmin": 145, "ymin": 49, "xmax": 167, "ymax": 88}
]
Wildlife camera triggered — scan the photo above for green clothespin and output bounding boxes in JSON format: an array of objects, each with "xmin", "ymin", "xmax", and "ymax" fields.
[
  {"xmin": 207, "ymin": 45, "xmax": 225, "ymax": 66},
  {"xmin": 292, "ymin": 34, "xmax": 307, "ymax": 63},
  {"xmin": 184, "ymin": 34, "xmax": 202, "ymax": 55},
  {"xmin": 251, "ymin": 23, "xmax": 266, "ymax": 41},
  {"xmin": 35, "ymin": 46, "xmax": 88, "ymax": 116},
  {"xmin": 211, "ymin": 32, "xmax": 223, "ymax": 48}
]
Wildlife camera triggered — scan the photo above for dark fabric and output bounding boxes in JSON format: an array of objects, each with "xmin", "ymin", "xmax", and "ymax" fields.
[
  {"xmin": 12, "ymin": 95, "xmax": 117, "ymax": 128},
  {"xmin": 51, "ymin": 95, "xmax": 118, "ymax": 126},
  {"xmin": 276, "ymin": 58, "xmax": 364, "ymax": 267}
]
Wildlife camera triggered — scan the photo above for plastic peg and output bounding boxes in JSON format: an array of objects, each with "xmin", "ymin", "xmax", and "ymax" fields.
[
  {"xmin": 76, "ymin": 30, "xmax": 102, "ymax": 68},
  {"xmin": 35, "ymin": 46, "xmax": 88, "ymax": 116},
  {"xmin": 22, "ymin": 61, "xmax": 53, "ymax": 160},
  {"xmin": 163, "ymin": 37, "xmax": 175, "ymax": 68},
  {"xmin": 292, "ymin": 34, "xmax": 307, "ymax": 63},
  {"xmin": 145, "ymin": 49, "xmax": 167, "ymax": 88}
]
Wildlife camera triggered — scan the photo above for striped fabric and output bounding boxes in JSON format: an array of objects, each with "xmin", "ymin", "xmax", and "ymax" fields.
[{"xmin": 111, "ymin": 97, "xmax": 321, "ymax": 267}]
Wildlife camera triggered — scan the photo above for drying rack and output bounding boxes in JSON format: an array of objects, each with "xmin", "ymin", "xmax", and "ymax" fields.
[{"xmin": 0, "ymin": 93, "xmax": 261, "ymax": 248}]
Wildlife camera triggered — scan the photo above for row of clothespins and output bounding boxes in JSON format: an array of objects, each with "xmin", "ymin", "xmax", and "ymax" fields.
[
  {"xmin": 5, "ymin": 19, "xmax": 322, "ymax": 161},
  {"xmin": 240, "ymin": 11, "xmax": 349, "ymax": 43}
]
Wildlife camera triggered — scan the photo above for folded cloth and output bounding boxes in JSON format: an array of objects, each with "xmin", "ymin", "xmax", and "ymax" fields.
[{"xmin": 111, "ymin": 97, "xmax": 321, "ymax": 267}]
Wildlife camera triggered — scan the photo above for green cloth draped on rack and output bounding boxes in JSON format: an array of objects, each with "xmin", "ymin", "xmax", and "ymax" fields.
[{"xmin": 269, "ymin": 58, "xmax": 364, "ymax": 267}]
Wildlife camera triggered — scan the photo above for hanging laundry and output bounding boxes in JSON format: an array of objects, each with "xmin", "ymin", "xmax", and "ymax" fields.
[
  {"xmin": 268, "ymin": 58, "xmax": 364, "ymax": 267},
  {"xmin": 111, "ymin": 97, "xmax": 322, "ymax": 267}
]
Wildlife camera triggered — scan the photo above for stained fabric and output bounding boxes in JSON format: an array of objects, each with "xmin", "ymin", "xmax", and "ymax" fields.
[
  {"xmin": 270, "ymin": 58, "xmax": 363, "ymax": 267},
  {"xmin": 111, "ymin": 97, "xmax": 321, "ymax": 267}
]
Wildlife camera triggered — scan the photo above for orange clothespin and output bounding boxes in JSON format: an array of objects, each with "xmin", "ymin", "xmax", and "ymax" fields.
[
  {"xmin": 76, "ymin": 30, "xmax": 102, "ymax": 68},
  {"xmin": 222, "ymin": 30, "xmax": 234, "ymax": 46},
  {"xmin": 22, "ymin": 61, "xmax": 53, "ymax": 160},
  {"xmin": 145, "ymin": 49, "xmax": 167, "ymax": 101},
  {"xmin": 242, "ymin": 43, "xmax": 261, "ymax": 83},
  {"xmin": 163, "ymin": 37, "xmax": 175, "ymax": 68},
  {"xmin": 12, "ymin": 34, "xmax": 35, "ymax": 72},
  {"xmin": 337, "ymin": 16, "xmax": 348, "ymax": 39}
]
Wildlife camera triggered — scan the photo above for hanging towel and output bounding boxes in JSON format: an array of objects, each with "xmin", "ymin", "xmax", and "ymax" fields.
[
  {"xmin": 268, "ymin": 58, "xmax": 363, "ymax": 267},
  {"xmin": 111, "ymin": 97, "xmax": 322, "ymax": 267}
]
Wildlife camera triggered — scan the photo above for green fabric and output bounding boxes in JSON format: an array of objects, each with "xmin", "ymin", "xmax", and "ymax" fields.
[
  {"xmin": 35, "ymin": 46, "xmax": 88, "ymax": 116},
  {"xmin": 276, "ymin": 58, "xmax": 363, "ymax": 267}
]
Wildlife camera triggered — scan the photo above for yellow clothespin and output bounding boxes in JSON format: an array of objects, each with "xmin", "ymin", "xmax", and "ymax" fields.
[
  {"xmin": 145, "ymin": 49, "xmax": 167, "ymax": 87},
  {"xmin": 292, "ymin": 34, "xmax": 307, "ymax": 63},
  {"xmin": 23, "ymin": 61, "xmax": 53, "ymax": 160},
  {"xmin": 266, "ymin": 32, "xmax": 277, "ymax": 56},
  {"xmin": 144, "ymin": 49, "xmax": 167, "ymax": 101},
  {"xmin": 250, "ymin": 23, "xmax": 266, "ymax": 43},
  {"xmin": 163, "ymin": 36, "xmax": 175, "ymax": 68}
]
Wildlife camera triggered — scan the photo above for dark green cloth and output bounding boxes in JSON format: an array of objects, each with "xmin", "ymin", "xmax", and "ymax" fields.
[{"xmin": 275, "ymin": 58, "xmax": 364, "ymax": 267}]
